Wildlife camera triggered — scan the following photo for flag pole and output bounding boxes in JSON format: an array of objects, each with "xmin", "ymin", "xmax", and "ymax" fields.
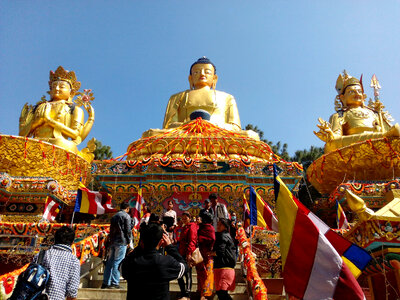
[{"xmin": 70, "ymin": 211, "xmax": 76, "ymax": 227}]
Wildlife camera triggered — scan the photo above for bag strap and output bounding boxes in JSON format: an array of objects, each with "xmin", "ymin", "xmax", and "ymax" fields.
[{"xmin": 37, "ymin": 249, "xmax": 46, "ymax": 265}]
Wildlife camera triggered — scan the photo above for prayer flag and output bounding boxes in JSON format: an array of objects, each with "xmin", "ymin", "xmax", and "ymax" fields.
[
  {"xmin": 336, "ymin": 200, "xmax": 350, "ymax": 229},
  {"xmin": 74, "ymin": 183, "xmax": 105, "ymax": 215},
  {"xmin": 130, "ymin": 182, "xmax": 145, "ymax": 228},
  {"xmin": 249, "ymin": 186, "xmax": 278, "ymax": 231},
  {"xmin": 243, "ymin": 193, "xmax": 251, "ymax": 233},
  {"xmin": 43, "ymin": 197, "xmax": 60, "ymax": 222},
  {"xmin": 273, "ymin": 164, "xmax": 365, "ymax": 300}
]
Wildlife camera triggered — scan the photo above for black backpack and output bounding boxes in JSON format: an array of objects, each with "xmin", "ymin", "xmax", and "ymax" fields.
[{"xmin": 8, "ymin": 250, "xmax": 50, "ymax": 300}]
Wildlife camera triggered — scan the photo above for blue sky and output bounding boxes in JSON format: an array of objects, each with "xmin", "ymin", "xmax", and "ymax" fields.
[{"xmin": 1, "ymin": 1, "xmax": 400, "ymax": 158}]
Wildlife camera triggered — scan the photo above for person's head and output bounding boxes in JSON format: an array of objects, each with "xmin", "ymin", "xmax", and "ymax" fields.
[
  {"xmin": 120, "ymin": 202, "xmax": 130, "ymax": 212},
  {"xmin": 204, "ymin": 199, "xmax": 211, "ymax": 209},
  {"xmin": 200, "ymin": 211, "xmax": 213, "ymax": 224},
  {"xmin": 209, "ymin": 193, "xmax": 218, "ymax": 206},
  {"xmin": 48, "ymin": 66, "xmax": 81, "ymax": 102},
  {"xmin": 167, "ymin": 200, "xmax": 174, "ymax": 210},
  {"xmin": 141, "ymin": 223, "xmax": 164, "ymax": 250},
  {"xmin": 188, "ymin": 57, "xmax": 218, "ymax": 90},
  {"xmin": 217, "ymin": 218, "xmax": 230, "ymax": 233},
  {"xmin": 144, "ymin": 205, "xmax": 151, "ymax": 213},
  {"xmin": 149, "ymin": 213, "xmax": 160, "ymax": 224},
  {"xmin": 182, "ymin": 212, "xmax": 191, "ymax": 225},
  {"xmin": 231, "ymin": 211, "xmax": 237, "ymax": 222},
  {"xmin": 54, "ymin": 226, "xmax": 75, "ymax": 246},
  {"xmin": 196, "ymin": 216, "xmax": 202, "ymax": 224},
  {"xmin": 336, "ymin": 73, "xmax": 366, "ymax": 109}
]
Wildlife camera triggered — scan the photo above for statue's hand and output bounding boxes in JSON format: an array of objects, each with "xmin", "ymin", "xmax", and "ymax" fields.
[{"xmin": 314, "ymin": 118, "xmax": 335, "ymax": 142}]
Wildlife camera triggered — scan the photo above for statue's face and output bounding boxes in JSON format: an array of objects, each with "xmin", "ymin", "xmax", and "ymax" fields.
[
  {"xmin": 50, "ymin": 80, "xmax": 71, "ymax": 101},
  {"xmin": 340, "ymin": 85, "xmax": 365, "ymax": 108},
  {"xmin": 189, "ymin": 63, "xmax": 217, "ymax": 89}
]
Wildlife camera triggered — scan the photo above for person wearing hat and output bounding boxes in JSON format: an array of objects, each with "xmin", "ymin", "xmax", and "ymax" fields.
[{"xmin": 213, "ymin": 218, "xmax": 236, "ymax": 300}]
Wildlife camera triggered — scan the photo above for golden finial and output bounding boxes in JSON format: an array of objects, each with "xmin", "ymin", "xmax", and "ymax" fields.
[{"xmin": 49, "ymin": 66, "xmax": 81, "ymax": 95}]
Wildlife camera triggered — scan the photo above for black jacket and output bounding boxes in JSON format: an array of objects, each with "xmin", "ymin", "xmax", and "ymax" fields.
[
  {"xmin": 109, "ymin": 210, "xmax": 133, "ymax": 246},
  {"xmin": 213, "ymin": 231, "xmax": 236, "ymax": 269},
  {"xmin": 121, "ymin": 244, "xmax": 187, "ymax": 300}
]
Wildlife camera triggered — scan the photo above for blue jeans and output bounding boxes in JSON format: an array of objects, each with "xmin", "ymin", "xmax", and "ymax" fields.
[{"xmin": 103, "ymin": 244, "xmax": 127, "ymax": 286}]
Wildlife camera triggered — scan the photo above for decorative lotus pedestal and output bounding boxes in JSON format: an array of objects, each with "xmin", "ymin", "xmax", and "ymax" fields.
[
  {"xmin": 0, "ymin": 135, "xmax": 92, "ymax": 223},
  {"xmin": 93, "ymin": 118, "xmax": 303, "ymax": 218}
]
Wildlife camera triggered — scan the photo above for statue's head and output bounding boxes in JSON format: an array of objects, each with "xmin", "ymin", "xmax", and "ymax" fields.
[
  {"xmin": 48, "ymin": 66, "xmax": 81, "ymax": 102},
  {"xmin": 336, "ymin": 71, "xmax": 366, "ymax": 109},
  {"xmin": 188, "ymin": 57, "xmax": 218, "ymax": 90}
]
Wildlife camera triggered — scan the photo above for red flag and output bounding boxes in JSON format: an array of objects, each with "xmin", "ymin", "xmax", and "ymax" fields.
[{"xmin": 43, "ymin": 197, "xmax": 60, "ymax": 222}]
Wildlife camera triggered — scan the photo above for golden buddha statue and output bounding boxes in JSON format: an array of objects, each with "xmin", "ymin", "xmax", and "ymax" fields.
[
  {"xmin": 314, "ymin": 71, "xmax": 400, "ymax": 153},
  {"xmin": 143, "ymin": 57, "xmax": 259, "ymax": 140},
  {"xmin": 19, "ymin": 66, "xmax": 95, "ymax": 154}
]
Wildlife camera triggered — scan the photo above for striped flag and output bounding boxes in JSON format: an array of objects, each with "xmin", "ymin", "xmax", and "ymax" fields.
[
  {"xmin": 43, "ymin": 197, "xmax": 60, "ymax": 222},
  {"xmin": 243, "ymin": 193, "xmax": 251, "ymax": 233},
  {"xmin": 74, "ymin": 183, "xmax": 105, "ymax": 215},
  {"xmin": 130, "ymin": 183, "xmax": 145, "ymax": 228},
  {"xmin": 336, "ymin": 200, "xmax": 350, "ymax": 229},
  {"xmin": 273, "ymin": 164, "xmax": 366, "ymax": 300},
  {"xmin": 249, "ymin": 186, "xmax": 278, "ymax": 231}
]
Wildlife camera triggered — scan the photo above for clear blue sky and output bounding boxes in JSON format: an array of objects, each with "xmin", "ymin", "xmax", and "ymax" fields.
[{"xmin": 1, "ymin": 1, "xmax": 400, "ymax": 158}]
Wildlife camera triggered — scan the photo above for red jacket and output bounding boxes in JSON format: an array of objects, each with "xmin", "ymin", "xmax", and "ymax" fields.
[
  {"xmin": 179, "ymin": 222, "xmax": 197, "ymax": 257},
  {"xmin": 198, "ymin": 223, "xmax": 215, "ymax": 259}
]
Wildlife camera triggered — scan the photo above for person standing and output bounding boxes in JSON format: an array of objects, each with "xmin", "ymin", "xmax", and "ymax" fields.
[
  {"xmin": 209, "ymin": 193, "xmax": 229, "ymax": 230},
  {"xmin": 213, "ymin": 218, "xmax": 236, "ymax": 300},
  {"xmin": 102, "ymin": 202, "xmax": 133, "ymax": 289},
  {"xmin": 196, "ymin": 211, "xmax": 216, "ymax": 300},
  {"xmin": 199, "ymin": 199, "xmax": 213, "ymax": 220},
  {"xmin": 32, "ymin": 226, "xmax": 80, "ymax": 300},
  {"xmin": 177, "ymin": 212, "xmax": 197, "ymax": 300},
  {"xmin": 163, "ymin": 200, "xmax": 177, "ymax": 240},
  {"xmin": 121, "ymin": 223, "xmax": 187, "ymax": 300}
]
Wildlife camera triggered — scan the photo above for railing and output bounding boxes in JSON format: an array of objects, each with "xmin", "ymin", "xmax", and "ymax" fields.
[{"xmin": 236, "ymin": 225, "xmax": 268, "ymax": 300}]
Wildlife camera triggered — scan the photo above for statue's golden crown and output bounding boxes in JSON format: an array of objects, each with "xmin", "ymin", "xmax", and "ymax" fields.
[
  {"xmin": 49, "ymin": 66, "xmax": 81, "ymax": 95},
  {"xmin": 335, "ymin": 71, "xmax": 362, "ymax": 95}
]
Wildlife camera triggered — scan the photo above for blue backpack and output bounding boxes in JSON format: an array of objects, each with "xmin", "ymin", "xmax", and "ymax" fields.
[{"xmin": 9, "ymin": 250, "xmax": 50, "ymax": 300}]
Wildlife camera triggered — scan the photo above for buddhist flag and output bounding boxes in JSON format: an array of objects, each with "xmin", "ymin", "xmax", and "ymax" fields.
[
  {"xmin": 243, "ymin": 193, "xmax": 251, "ymax": 233},
  {"xmin": 249, "ymin": 186, "xmax": 278, "ymax": 231},
  {"xmin": 130, "ymin": 182, "xmax": 145, "ymax": 228},
  {"xmin": 74, "ymin": 183, "xmax": 105, "ymax": 215},
  {"xmin": 43, "ymin": 197, "xmax": 60, "ymax": 222},
  {"xmin": 336, "ymin": 200, "xmax": 350, "ymax": 229},
  {"xmin": 273, "ymin": 164, "xmax": 365, "ymax": 300}
]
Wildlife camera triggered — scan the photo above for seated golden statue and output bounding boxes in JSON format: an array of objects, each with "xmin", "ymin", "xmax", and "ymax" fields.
[
  {"xmin": 314, "ymin": 71, "xmax": 400, "ymax": 153},
  {"xmin": 143, "ymin": 57, "xmax": 259, "ymax": 140},
  {"xmin": 19, "ymin": 66, "xmax": 95, "ymax": 154}
]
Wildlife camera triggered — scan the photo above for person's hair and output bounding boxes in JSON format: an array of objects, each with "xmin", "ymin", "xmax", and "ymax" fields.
[
  {"xmin": 120, "ymin": 202, "xmax": 129, "ymax": 210},
  {"xmin": 54, "ymin": 226, "xmax": 75, "ymax": 245},
  {"xmin": 209, "ymin": 193, "xmax": 218, "ymax": 200},
  {"xmin": 167, "ymin": 200, "xmax": 173, "ymax": 205},
  {"xmin": 141, "ymin": 223, "xmax": 164, "ymax": 250},
  {"xmin": 149, "ymin": 213, "xmax": 160, "ymax": 223},
  {"xmin": 218, "ymin": 218, "xmax": 230, "ymax": 231},
  {"xmin": 182, "ymin": 211, "xmax": 191, "ymax": 218},
  {"xmin": 189, "ymin": 57, "xmax": 216, "ymax": 75},
  {"xmin": 200, "ymin": 211, "xmax": 213, "ymax": 224}
]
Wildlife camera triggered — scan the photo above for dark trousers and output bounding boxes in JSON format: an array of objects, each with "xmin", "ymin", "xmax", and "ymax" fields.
[
  {"xmin": 216, "ymin": 290, "xmax": 233, "ymax": 300},
  {"xmin": 178, "ymin": 266, "xmax": 192, "ymax": 297}
]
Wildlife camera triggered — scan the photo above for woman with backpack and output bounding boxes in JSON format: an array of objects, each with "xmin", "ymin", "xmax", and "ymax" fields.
[{"xmin": 213, "ymin": 218, "xmax": 236, "ymax": 300}]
